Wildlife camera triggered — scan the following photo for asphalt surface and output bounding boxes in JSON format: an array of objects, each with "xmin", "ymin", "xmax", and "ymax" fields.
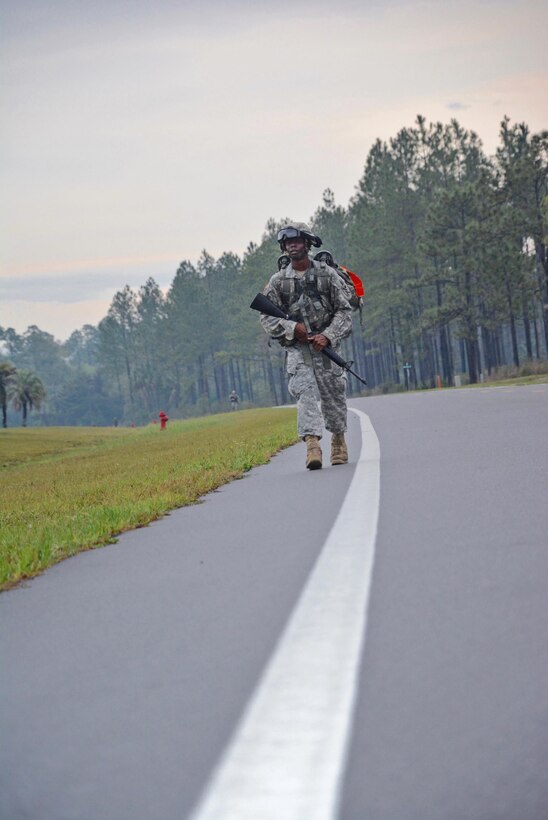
[
  {"xmin": 1, "ymin": 385, "xmax": 547, "ymax": 819},
  {"xmin": 0, "ymin": 411, "xmax": 362, "ymax": 820},
  {"xmin": 341, "ymin": 385, "xmax": 548, "ymax": 820}
]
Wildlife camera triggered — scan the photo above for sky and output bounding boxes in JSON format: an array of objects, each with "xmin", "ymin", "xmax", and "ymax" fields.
[{"xmin": 1, "ymin": 0, "xmax": 547, "ymax": 341}]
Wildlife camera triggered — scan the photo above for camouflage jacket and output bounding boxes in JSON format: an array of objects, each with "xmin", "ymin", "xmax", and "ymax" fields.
[{"xmin": 260, "ymin": 261, "xmax": 353, "ymax": 350}]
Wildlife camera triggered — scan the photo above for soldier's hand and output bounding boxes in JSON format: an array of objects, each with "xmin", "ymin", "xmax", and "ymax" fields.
[
  {"xmin": 309, "ymin": 333, "xmax": 329, "ymax": 352},
  {"xmin": 294, "ymin": 322, "xmax": 308, "ymax": 343}
]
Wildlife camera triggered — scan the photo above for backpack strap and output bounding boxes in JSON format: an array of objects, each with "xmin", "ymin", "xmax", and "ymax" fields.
[
  {"xmin": 311, "ymin": 259, "xmax": 331, "ymax": 295},
  {"xmin": 278, "ymin": 268, "xmax": 301, "ymax": 317}
]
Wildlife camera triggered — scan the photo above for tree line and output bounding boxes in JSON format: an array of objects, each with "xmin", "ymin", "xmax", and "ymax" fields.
[{"xmin": 1, "ymin": 116, "xmax": 546, "ymax": 426}]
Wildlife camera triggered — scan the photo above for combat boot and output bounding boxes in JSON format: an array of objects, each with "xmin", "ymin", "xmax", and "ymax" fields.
[
  {"xmin": 305, "ymin": 435, "xmax": 322, "ymax": 470},
  {"xmin": 331, "ymin": 432, "xmax": 348, "ymax": 465}
]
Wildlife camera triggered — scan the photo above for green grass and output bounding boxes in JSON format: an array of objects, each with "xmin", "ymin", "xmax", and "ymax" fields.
[
  {"xmin": 0, "ymin": 408, "xmax": 297, "ymax": 590},
  {"xmin": 0, "ymin": 425, "xmax": 137, "ymax": 468}
]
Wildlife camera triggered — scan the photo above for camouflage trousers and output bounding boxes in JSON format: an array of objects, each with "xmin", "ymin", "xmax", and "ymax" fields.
[{"xmin": 286, "ymin": 346, "xmax": 347, "ymax": 439}]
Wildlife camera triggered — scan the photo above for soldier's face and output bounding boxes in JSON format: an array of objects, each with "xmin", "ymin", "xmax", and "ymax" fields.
[{"xmin": 285, "ymin": 237, "xmax": 307, "ymax": 260}]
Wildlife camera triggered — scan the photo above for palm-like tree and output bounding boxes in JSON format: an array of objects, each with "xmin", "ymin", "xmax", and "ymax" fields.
[
  {"xmin": 8, "ymin": 370, "xmax": 46, "ymax": 427},
  {"xmin": 0, "ymin": 362, "xmax": 16, "ymax": 428}
]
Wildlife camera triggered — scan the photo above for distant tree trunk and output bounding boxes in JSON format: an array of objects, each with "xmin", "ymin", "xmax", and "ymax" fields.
[
  {"xmin": 465, "ymin": 336, "xmax": 479, "ymax": 383},
  {"xmin": 435, "ymin": 283, "xmax": 452, "ymax": 383},
  {"xmin": 212, "ymin": 354, "xmax": 221, "ymax": 403},
  {"xmin": 229, "ymin": 359, "xmax": 237, "ymax": 393},
  {"xmin": 22, "ymin": 401, "xmax": 28, "ymax": 427},
  {"xmin": 389, "ymin": 312, "xmax": 400, "ymax": 385},
  {"xmin": 244, "ymin": 358, "xmax": 254, "ymax": 402},
  {"xmin": 372, "ymin": 344, "xmax": 381, "ymax": 388},
  {"xmin": 422, "ymin": 332, "xmax": 436, "ymax": 387},
  {"xmin": 235, "ymin": 359, "xmax": 244, "ymax": 399},
  {"xmin": 264, "ymin": 358, "xmax": 278, "ymax": 405},
  {"xmin": 463, "ymin": 270, "xmax": 478, "ymax": 383},
  {"xmin": 221, "ymin": 363, "xmax": 229, "ymax": 401},
  {"xmin": 278, "ymin": 364, "xmax": 287, "ymax": 404},
  {"xmin": 523, "ymin": 306, "xmax": 533, "ymax": 359},
  {"xmin": 432, "ymin": 333, "xmax": 441, "ymax": 381},
  {"xmin": 439, "ymin": 325, "xmax": 452, "ymax": 384},
  {"xmin": 506, "ymin": 283, "xmax": 520, "ymax": 367},
  {"xmin": 509, "ymin": 315, "xmax": 520, "ymax": 367},
  {"xmin": 177, "ymin": 367, "xmax": 186, "ymax": 407},
  {"xmin": 535, "ymin": 240, "xmax": 548, "ymax": 354},
  {"xmin": 494, "ymin": 327, "xmax": 504, "ymax": 367},
  {"xmin": 533, "ymin": 317, "xmax": 540, "ymax": 359},
  {"xmin": 459, "ymin": 339, "xmax": 467, "ymax": 376},
  {"xmin": 482, "ymin": 327, "xmax": 494, "ymax": 374},
  {"xmin": 123, "ymin": 350, "xmax": 134, "ymax": 405},
  {"xmin": 380, "ymin": 342, "xmax": 390, "ymax": 384},
  {"xmin": 196, "ymin": 354, "xmax": 209, "ymax": 403}
]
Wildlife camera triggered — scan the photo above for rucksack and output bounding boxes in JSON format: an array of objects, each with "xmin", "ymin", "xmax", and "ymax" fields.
[
  {"xmin": 313, "ymin": 251, "xmax": 364, "ymax": 313},
  {"xmin": 277, "ymin": 250, "xmax": 365, "ymax": 313}
]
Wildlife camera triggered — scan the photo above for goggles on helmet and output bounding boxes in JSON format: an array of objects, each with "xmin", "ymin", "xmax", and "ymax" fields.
[{"xmin": 277, "ymin": 227, "xmax": 303, "ymax": 243}]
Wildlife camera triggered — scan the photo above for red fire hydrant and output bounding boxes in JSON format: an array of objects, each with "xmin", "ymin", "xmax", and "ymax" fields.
[{"xmin": 159, "ymin": 411, "xmax": 168, "ymax": 430}]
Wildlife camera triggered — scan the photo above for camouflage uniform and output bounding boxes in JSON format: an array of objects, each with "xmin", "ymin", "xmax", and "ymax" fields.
[{"xmin": 260, "ymin": 260, "xmax": 353, "ymax": 439}]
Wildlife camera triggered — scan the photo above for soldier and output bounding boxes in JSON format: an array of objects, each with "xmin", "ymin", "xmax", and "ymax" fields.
[{"xmin": 259, "ymin": 222, "xmax": 353, "ymax": 470}]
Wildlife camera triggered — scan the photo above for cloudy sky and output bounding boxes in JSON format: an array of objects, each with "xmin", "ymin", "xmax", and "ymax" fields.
[{"xmin": 1, "ymin": 0, "xmax": 547, "ymax": 340}]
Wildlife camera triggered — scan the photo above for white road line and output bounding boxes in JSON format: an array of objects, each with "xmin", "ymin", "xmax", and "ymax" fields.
[{"xmin": 189, "ymin": 408, "xmax": 380, "ymax": 820}]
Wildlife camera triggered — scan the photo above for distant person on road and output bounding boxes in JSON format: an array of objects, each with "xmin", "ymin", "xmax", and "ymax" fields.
[
  {"xmin": 229, "ymin": 390, "xmax": 239, "ymax": 410},
  {"xmin": 258, "ymin": 222, "xmax": 353, "ymax": 470}
]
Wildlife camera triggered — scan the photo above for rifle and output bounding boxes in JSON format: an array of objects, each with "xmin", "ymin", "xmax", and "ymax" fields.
[{"xmin": 250, "ymin": 292, "xmax": 368, "ymax": 386}]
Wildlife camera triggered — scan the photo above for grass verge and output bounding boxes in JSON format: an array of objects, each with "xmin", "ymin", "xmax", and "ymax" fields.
[
  {"xmin": 464, "ymin": 373, "xmax": 548, "ymax": 387},
  {"xmin": 362, "ymin": 362, "xmax": 548, "ymax": 396},
  {"xmin": 0, "ymin": 408, "xmax": 297, "ymax": 591}
]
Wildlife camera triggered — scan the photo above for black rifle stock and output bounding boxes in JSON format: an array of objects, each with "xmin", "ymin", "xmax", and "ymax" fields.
[{"xmin": 250, "ymin": 292, "xmax": 367, "ymax": 386}]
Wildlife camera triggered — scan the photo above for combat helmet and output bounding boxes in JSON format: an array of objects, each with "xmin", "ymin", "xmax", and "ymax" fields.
[
  {"xmin": 277, "ymin": 221, "xmax": 322, "ymax": 252},
  {"xmin": 277, "ymin": 253, "xmax": 290, "ymax": 270}
]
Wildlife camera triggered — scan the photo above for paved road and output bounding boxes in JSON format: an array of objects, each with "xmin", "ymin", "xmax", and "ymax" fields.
[
  {"xmin": 342, "ymin": 385, "xmax": 548, "ymax": 820},
  {"xmin": 1, "ymin": 385, "xmax": 547, "ymax": 819}
]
